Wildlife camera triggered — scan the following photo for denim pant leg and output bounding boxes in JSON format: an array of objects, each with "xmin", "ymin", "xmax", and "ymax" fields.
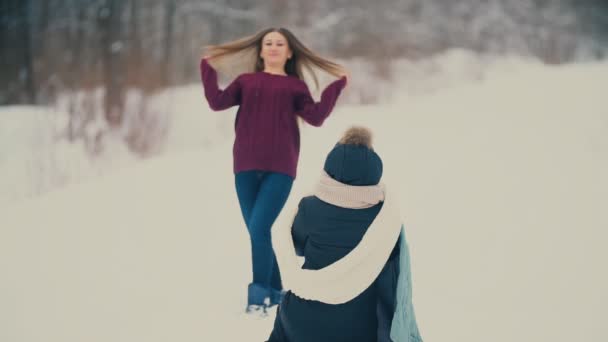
[
  {"xmin": 235, "ymin": 171, "xmax": 262, "ymax": 232},
  {"xmin": 235, "ymin": 171, "xmax": 293, "ymax": 292},
  {"xmin": 248, "ymin": 172, "xmax": 293, "ymax": 288}
]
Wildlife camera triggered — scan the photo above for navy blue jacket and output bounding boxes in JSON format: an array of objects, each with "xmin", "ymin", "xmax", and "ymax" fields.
[
  {"xmin": 268, "ymin": 195, "xmax": 400, "ymax": 342},
  {"xmin": 268, "ymin": 142, "xmax": 399, "ymax": 342}
]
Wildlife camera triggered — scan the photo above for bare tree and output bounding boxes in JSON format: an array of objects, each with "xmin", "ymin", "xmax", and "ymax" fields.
[
  {"xmin": 97, "ymin": 0, "xmax": 126, "ymax": 128},
  {"xmin": 0, "ymin": 0, "xmax": 36, "ymax": 104},
  {"xmin": 161, "ymin": 0, "xmax": 176, "ymax": 87}
]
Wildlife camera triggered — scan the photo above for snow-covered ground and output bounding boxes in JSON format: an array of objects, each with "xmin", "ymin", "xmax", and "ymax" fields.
[{"xmin": 1, "ymin": 54, "xmax": 607, "ymax": 341}]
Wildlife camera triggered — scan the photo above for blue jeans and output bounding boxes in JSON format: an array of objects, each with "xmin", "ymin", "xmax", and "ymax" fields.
[{"xmin": 235, "ymin": 171, "xmax": 293, "ymax": 302}]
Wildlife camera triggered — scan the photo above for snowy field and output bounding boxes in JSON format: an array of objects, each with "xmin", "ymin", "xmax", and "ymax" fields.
[{"xmin": 1, "ymin": 53, "xmax": 607, "ymax": 341}]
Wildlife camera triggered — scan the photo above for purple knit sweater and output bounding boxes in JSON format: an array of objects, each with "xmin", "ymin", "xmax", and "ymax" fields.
[{"xmin": 200, "ymin": 58, "xmax": 347, "ymax": 178}]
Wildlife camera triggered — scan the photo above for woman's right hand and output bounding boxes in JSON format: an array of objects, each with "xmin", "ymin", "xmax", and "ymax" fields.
[{"xmin": 339, "ymin": 69, "xmax": 351, "ymax": 87}]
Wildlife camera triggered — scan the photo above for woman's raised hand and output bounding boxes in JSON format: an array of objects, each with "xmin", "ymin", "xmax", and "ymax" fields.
[{"xmin": 339, "ymin": 69, "xmax": 351, "ymax": 86}]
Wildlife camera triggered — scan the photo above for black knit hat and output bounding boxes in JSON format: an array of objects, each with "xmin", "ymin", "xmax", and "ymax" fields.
[{"xmin": 323, "ymin": 127, "xmax": 383, "ymax": 186}]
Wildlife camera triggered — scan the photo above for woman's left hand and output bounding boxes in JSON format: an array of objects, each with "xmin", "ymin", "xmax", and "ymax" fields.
[{"xmin": 339, "ymin": 70, "xmax": 351, "ymax": 87}]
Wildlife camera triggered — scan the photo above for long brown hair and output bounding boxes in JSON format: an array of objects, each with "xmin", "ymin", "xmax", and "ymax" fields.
[{"xmin": 203, "ymin": 28, "xmax": 346, "ymax": 90}]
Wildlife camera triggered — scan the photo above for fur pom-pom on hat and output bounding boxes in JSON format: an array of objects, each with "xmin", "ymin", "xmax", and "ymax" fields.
[
  {"xmin": 324, "ymin": 126, "xmax": 382, "ymax": 186},
  {"xmin": 339, "ymin": 126, "xmax": 373, "ymax": 149}
]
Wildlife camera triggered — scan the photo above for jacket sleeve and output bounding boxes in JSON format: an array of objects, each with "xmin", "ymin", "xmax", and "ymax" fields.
[
  {"xmin": 293, "ymin": 77, "xmax": 346, "ymax": 127},
  {"xmin": 291, "ymin": 198, "xmax": 310, "ymax": 256},
  {"xmin": 200, "ymin": 58, "xmax": 242, "ymax": 111},
  {"xmin": 376, "ymin": 238, "xmax": 401, "ymax": 342}
]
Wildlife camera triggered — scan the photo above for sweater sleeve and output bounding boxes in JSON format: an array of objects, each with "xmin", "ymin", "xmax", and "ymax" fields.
[
  {"xmin": 291, "ymin": 198, "xmax": 309, "ymax": 256},
  {"xmin": 294, "ymin": 77, "xmax": 346, "ymax": 127},
  {"xmin": 200, "ymin": 58, "xmax": 241, "ymax": 111}
]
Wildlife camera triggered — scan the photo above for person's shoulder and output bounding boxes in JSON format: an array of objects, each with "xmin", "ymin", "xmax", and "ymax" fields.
[
  {"xmin": 300, "ymin": 195, "xmax": 316, "ymax": 206},
  {"xmin": 295, "ymin": 196, "xmax": 318, "ymax": 223},
  {"xmin": 288, "ymin": 77, "xmax": 310, "ymax": 94},
  {"xmin": 234, "ymin": 72, "xmax": 255, "ymax": 82},
  {"xmin": 301, "ymin": 195, "xmax": 335, "ymax": 213},
  {"xmin": 292, "ymin": 77, "xmax": 308, "ymax": 87},
  {"xmin": 297, "ymin": 195, "xmax": 320, "ymax": 213}
]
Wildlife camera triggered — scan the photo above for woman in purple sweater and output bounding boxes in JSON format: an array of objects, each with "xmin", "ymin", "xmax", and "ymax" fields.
[{"xmin": 200, "ymin": 27, "xmax": 348, "ymax": 316}]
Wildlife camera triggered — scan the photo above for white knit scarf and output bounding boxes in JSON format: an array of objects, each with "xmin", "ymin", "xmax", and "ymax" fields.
[
  {"xmin": 315, "ymin": 170, "xmax": 386, "ymax": 209},
  {"xmin": 272, "ymin": 172, "xmax": 403, "ymax": 304}
]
